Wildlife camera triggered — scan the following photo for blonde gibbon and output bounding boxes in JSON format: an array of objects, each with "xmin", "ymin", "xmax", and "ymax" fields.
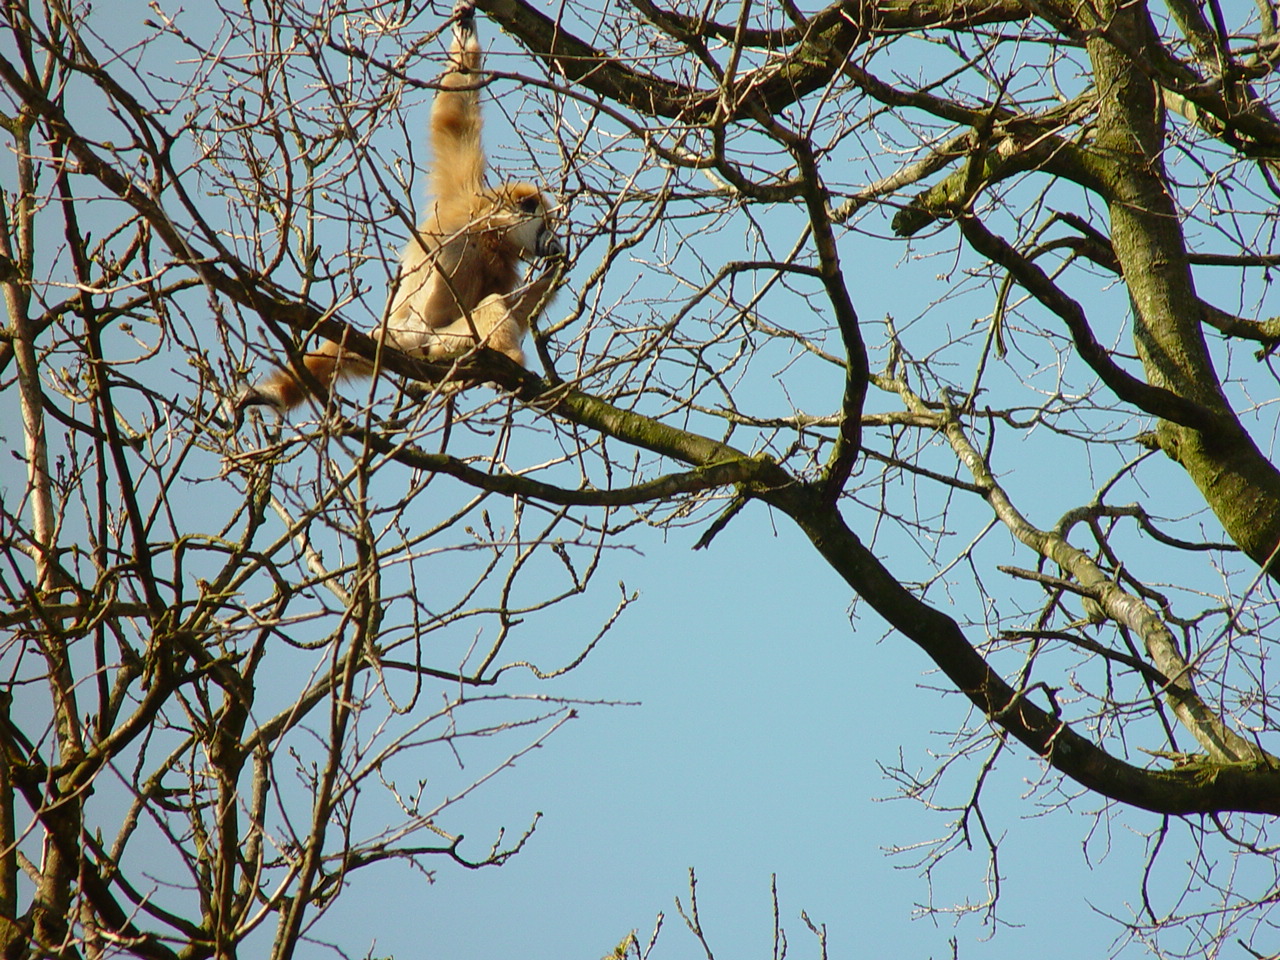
[{"xmin": 237, "ymin": 0, "xmax": 562, "ymax": 414}]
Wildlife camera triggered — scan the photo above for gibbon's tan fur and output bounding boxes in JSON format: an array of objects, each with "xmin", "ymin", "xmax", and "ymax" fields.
[{"xmin": 239, "ymin": 0, "xmax": 562, "ymax": 413}]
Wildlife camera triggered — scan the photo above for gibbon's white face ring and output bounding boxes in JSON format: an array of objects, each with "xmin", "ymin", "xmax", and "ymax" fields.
[
  {"xmin": 533, "ymin": 191, "xmax": 564, "ymax": 257},
  {"xmin": 508, "ymin": 192, "xmax": 563, "ymax": 259}
]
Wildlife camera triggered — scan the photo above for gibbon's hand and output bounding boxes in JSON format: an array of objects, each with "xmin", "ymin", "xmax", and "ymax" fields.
[{"xmin": 453, "ymin": 0, "xmax": 476, "ymax": 30}]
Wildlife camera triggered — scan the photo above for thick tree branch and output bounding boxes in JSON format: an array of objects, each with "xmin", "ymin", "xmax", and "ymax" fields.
[
  {"xmin": 1078, "ymin": 5, "xmax": 1280, "ymax": 579},
  {"xmin": 890, "ymin": 376, "xmax": 1268, "ymax": 764},
  {"xmin": 957, "ymin": 214, "xmax": 1232, "ymax": 434},
  {"xmin": 765, "ymin": 485, "xmax": 1280, "ymax": 815},
  {"xmin": 478, "ymin": 0, "xmax": 1031, "ymax": 122},
  {"xmin": 346, "ymin": 425, "xmax": 779, "ymax": 506}
]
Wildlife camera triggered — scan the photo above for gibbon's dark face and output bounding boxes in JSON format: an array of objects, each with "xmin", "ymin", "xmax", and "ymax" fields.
[{"xmin": 502, "ymin": 183, "xmax": 563, "ymax": 260}]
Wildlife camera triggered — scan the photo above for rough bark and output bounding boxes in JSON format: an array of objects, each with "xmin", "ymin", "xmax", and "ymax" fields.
[{"xmin": 1076, "ymin": 0, "xmax": 1280, "ymax": 575}]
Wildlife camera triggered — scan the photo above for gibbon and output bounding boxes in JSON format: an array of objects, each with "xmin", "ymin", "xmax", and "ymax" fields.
[{"xmin": 237, "ymin": 0, "xmax": 562, "ymax": 414}]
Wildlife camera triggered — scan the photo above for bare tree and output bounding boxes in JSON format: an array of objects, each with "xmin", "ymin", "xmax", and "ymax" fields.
[
  {"xmin": 0, "ymin": 4, "xmax": 626, "ymax": 957},
  {"xmin": 3, "ymin": 0, "xmax": 1280, "ymax": 957}
]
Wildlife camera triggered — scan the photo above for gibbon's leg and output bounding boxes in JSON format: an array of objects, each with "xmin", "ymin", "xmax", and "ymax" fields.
[
  {"xmin": 233, "ymin": 266, "xmax": 560, "ymax": 422},
  {"xmin": 422, "ymin": 265, "xmax": 562, "ymax": 365},
  {"xmin": 424, "ymin": 300, "xmax": 526, "ymax": 365}
]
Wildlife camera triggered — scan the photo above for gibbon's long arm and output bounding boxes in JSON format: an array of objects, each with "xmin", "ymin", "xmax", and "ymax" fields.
[
  {"xmin": 431, "ymin": 2, "xmax": 485, "ymax": 203},
  {"xmin": 235, "ymin": 0, "xmax": 563, "ymax": 417}
]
